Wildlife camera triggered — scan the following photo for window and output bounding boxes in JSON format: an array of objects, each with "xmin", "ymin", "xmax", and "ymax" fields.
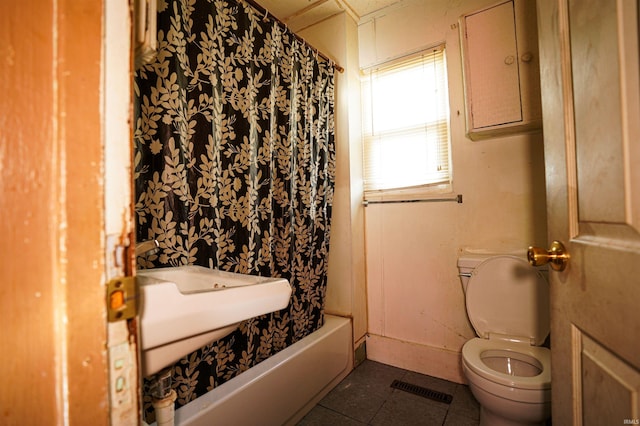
[{"xmin": 361, "ymin": 46, "xmax": 451, "ymax": 198}]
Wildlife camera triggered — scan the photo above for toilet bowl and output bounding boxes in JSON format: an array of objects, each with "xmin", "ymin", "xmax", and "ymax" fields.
[{"xmin": 458, "ymin": 254, "xmax": 551, "ymax": 426}]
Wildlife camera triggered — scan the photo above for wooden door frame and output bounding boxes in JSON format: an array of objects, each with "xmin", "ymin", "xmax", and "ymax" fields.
[{"xmin": 0, "ymin": 0, "xmax": 131, "ymax": 424}]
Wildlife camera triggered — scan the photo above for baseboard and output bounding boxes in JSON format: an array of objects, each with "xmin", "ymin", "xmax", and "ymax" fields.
[{"xmin": 366, "ymin": 334, "xmax": 466, "ymax": 384}]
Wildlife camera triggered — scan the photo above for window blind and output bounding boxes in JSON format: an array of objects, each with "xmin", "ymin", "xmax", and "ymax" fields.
[{"xmin": 362, "ymin": 46, "xmax": 451, "ymax": 193}]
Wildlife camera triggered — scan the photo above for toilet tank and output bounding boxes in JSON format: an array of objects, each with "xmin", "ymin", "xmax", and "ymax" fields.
[{"xmin": 457, "ymin": 254, "xmax": 489, "ymax": 292}]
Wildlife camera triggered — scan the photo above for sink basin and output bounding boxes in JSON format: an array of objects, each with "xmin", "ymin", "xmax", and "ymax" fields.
[{"xmin": 137, "ymin": 265, "xmax": 292, "ymax": 376}]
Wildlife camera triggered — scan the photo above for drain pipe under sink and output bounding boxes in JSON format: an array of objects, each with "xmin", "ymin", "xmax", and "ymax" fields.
[{"xmin": 150, "ymin": 368, "xmax": 177, "ymax": 426}]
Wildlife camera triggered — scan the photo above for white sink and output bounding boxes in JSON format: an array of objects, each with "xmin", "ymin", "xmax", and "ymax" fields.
[{"xmin": 137, "ymin": 265, "xmax": 292, "ymax": 376}]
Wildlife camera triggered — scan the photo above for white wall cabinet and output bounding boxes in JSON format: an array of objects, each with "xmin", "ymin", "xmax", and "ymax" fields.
[{"xmin": 459, "ymin": 0, "xmax": 542, "ymax": 140}]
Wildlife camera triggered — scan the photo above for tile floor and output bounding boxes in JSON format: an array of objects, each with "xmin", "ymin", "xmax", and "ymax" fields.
[{"xmin": 297, "ymin": 360, "xmax": 480, "ymax": 426}]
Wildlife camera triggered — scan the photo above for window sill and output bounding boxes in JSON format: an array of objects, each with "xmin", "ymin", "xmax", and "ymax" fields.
[{"xmin": 364, "ymin": 183, "xmax": 455, "ymax": 204}]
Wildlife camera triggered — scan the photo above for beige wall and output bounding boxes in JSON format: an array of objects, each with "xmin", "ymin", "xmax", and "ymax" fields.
[
  {"xmin": 359, "ymin": 0, "xmax": 547, "ymax": 383},
  {"xmin": 300, "ymin": 14, "xmax": 369, "ymax": 350}
]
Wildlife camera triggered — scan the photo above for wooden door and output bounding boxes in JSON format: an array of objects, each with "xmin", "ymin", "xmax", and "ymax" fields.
[
  {"xmin": 1, "ymin": 1, "xmax": 109, "ymax": 424},
  {"xmin": 537, "ymin": 0, "xmax": 640, "ymax": 425},
  {"xmin": 1, "ymin": 1, "xmax": 139, "ymax": 424}
]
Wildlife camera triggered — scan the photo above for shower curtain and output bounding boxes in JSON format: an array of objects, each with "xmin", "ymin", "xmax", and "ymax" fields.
[{"xmin": 133, "ymin": 0, "xmax": 336, "ymax": 420}]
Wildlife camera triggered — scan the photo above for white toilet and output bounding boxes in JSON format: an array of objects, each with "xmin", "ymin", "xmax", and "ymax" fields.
[{"xmin": 458, "ymin": 254, "xmax": 551, "ymax": 426}]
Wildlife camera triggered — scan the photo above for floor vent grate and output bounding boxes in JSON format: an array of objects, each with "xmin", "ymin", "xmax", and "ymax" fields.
[{"xmin": 390, "ymin": 380, "xmax": 453, "ymax": 404}]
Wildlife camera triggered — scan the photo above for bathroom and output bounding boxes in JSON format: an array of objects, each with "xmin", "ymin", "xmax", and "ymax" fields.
[
  {"xmin": 131, "ymin": 0, "xmax": 547, "ymax": 423},
  {"xmin": 3, "ymin": 0, "xmax": 639, "ymax": 424}
]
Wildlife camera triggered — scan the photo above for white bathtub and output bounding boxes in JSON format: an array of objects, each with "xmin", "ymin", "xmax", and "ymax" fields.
[{"xmin": 166, "ymin": 315, "xmax": 353, "ymax": 426}]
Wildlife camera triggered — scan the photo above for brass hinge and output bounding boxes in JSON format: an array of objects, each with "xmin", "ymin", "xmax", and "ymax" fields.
[{"xmin": 107, "ymin": 276, "xmax": 137, "ymax": 322}]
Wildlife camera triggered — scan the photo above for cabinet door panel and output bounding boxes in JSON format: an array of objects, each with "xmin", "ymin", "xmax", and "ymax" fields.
[
  {"xmin": 515, "ymin": 0, "xmax": 542, "ymax": 125},
  {"xmin": 465, "ymin": 1, "xmax": 522, "ymax": 129}
]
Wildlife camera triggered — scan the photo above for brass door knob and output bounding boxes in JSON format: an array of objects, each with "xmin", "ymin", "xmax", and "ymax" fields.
[{"xmin": 527, "ymin": 240, "xmax": 570, "ymax": 271}]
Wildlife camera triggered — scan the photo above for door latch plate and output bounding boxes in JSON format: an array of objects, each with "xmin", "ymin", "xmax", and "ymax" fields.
[{"xmin": 107, "ymin": 277, "xmax": 137, "ymax": 322}]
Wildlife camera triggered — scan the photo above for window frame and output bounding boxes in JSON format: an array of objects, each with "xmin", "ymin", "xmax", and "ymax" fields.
[{"xmin": 361, "ymin": 44, "xmax": 454, "ymax": 202}]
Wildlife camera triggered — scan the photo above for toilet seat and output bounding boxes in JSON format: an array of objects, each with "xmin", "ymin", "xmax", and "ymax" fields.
[
  {"xmin": 466, "ymin": 256, "xmax": 550, "ymax": 346},
  {"xmin": 462, "ymin": 337, "xmax": 550, "ymax": 391}
]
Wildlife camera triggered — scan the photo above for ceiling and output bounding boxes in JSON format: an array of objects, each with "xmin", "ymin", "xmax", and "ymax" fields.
[{"xmin": 254, "ymin": 0, "xmax": 401, "ymax": 31}]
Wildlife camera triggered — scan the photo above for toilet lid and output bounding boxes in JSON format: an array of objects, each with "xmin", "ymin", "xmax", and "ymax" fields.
[{"xmin": 466, "ymin": 256, "xmax": 550, "ymax": 346}]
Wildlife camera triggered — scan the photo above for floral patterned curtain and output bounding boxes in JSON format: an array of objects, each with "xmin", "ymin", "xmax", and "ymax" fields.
[{"xmin": 133, "ymin": 0, "xmax": 336, "ymax": 420}]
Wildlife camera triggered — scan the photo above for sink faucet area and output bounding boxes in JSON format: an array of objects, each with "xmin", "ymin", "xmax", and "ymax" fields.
[
  {"xmin": 135, "ymin": 239, "xmax": 159, "ymax": 257},
  {"xmin": 137, "ymin": 265, "xmax": 292, "ymax": 377}
]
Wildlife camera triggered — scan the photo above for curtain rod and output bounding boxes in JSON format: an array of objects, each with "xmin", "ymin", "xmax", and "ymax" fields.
[{"xmin": 243, "ymin": 0, "xmax": 345, "ymax": 73}]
